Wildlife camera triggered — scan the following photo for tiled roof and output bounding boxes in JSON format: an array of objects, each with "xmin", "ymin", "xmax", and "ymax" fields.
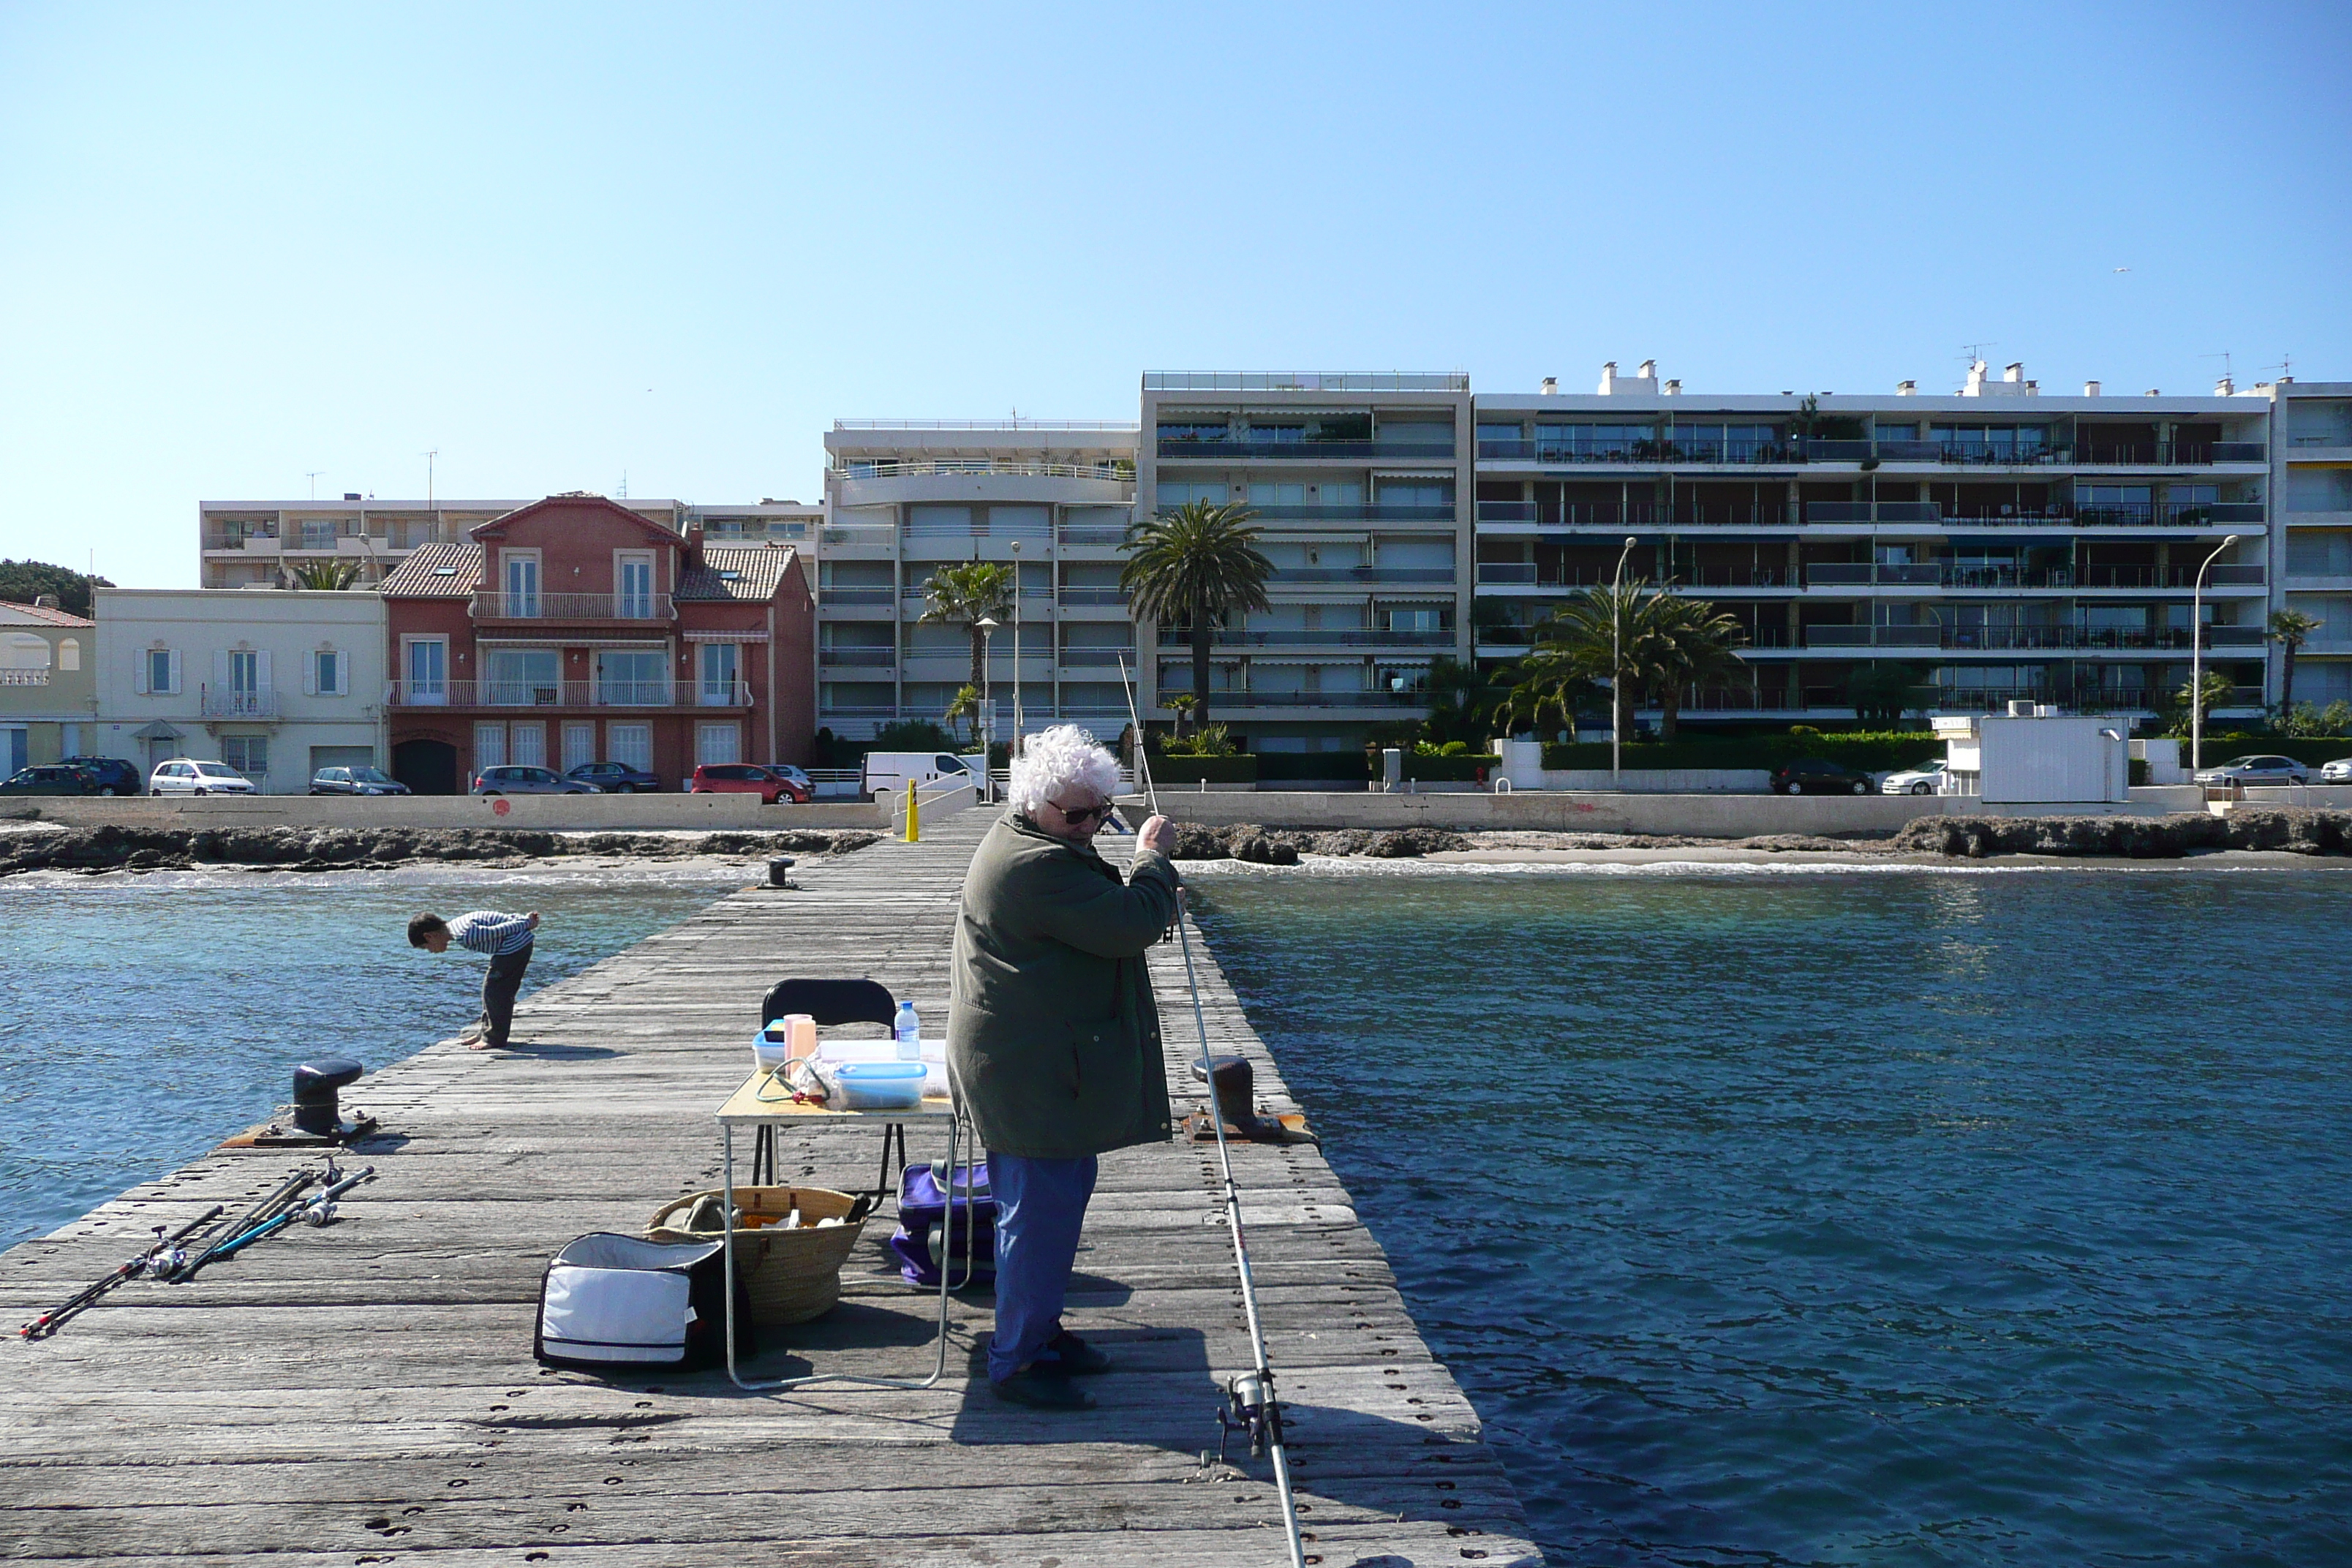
[
  {"xmin": 679, "ymin": 544, "xmax": 800, "ymax": 603},
  {"xmin": 380, "ymin": 541, "xmax": 483, "ymax": 598},
  {"xmin": 0, "ymin": 599, "xmax": 95, "ymax": 627}
]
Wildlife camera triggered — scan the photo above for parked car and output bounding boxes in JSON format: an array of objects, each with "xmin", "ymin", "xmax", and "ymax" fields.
[
  {"xmin": 689, "ymin": 763, "xmax": 810, "ymax": 804},
  {"xmin": 60, "ymin": 755, "xmax": 143, "ymax": 796},
  {"xmin": 1880, "ymin": 758, "xmax": 1950, "ymax": 796},
  {"xmin": 472, "ymin": 765, "xmax": 598, "ymax": 796},
  {"xmin": 311, "ymin": 766, "xmax": 413, "ymax": 796},
  {"xmin": 148, "ymin": 759, "xmax": 258, "ymax": 796},
  {"xmin": 1771, "ymin": 757, "xmax": 1876, "ymax": 796},
  {"xmin": 566, "ymin": 760, "xmax": 661, "ymax": 794},
  {"xmin": 0, "ymin": 764, "xmax": 100, "ymax": 796},
  {"xmin": 2192, "ymin": 754, "xmax": 2310, "ymax": 788},
  {"xmin": 2321, "ymin": 757, "xmax": 2352, "ymax": 785}
]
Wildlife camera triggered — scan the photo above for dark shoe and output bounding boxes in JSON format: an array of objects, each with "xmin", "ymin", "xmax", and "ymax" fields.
[
  {"xmin": 1040, "ymin": 1330, "xmax": 1112, "ymax": 1375},
  {"xmin": 991, "ymin": 1370, "xmax": 1096, "ymax": 1410}
]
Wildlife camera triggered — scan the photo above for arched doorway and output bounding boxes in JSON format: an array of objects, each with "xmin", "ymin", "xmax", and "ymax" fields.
[{"xmin": 393, "ymin": 738, "xmax": 460, "ymax": 796}]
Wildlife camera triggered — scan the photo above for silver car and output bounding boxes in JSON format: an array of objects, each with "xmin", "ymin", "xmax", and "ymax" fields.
[
  {"xmin": 472, "ymin": 765, "xmax": 598, "ymax": 796},
  {"xmin": 148, "ymin": 759, "xmax": 258, "ymax": 796},
  {"xmin": 1880, "ymin": 758, "xmax": 1950, "ymax": 796},
  {"xmin": 2319, "ymin": 757, "xmax": 2352, "ymax": 785},
  {"xmin": 2191, "ymin": 754, "xmax": 2310, "ymax": 787}
]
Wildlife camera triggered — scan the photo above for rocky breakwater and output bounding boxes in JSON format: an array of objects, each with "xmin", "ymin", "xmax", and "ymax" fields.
[
  {"xmin": 0, "ymin": 825, "xmax": 880, "ymax": 878},
  {"xmin": 1893, "ymin": 808, "xmax": 2352, "ymax": 859},
  {"xmin": 1169, "ymin": 822, "xmax": 1470, "ymax": 864}
]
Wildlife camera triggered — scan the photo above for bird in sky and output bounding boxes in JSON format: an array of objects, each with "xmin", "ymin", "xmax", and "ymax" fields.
[{"xmin": 2114, "ymin": 266, "xmax": 2131, "ymax": 273}]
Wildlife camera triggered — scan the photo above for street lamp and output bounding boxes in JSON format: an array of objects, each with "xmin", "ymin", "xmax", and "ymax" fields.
[
  {"xmin": 976, "ymin": 615, "xmax": 999, "ymax": 744},
  {"xmin": 1612, "ymin": 534, "xmax": 1638, "ymax": 786},
  {"xmin": 2190, "ymin": 533, "xmax": 2240, "ymax": 775}
]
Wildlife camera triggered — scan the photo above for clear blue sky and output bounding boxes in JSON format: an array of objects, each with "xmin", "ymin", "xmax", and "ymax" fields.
[{"xmin": 3, "ymin": 1, "xmax": 2345, "ymax": 587}]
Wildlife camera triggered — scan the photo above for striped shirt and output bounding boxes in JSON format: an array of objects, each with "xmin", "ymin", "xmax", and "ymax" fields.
[{"xmin": 448, "ymin": 911, "xmax": 535, "ymax": 957}]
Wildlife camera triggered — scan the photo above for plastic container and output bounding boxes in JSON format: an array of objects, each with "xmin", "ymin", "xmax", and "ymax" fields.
[
  {"xmin": 752, "ymin": 1025, "xmax": 791, "ymax": 1072},
  {"xmin": 833, "ymin": 1060, "xmax": 927, "ymax": 1111}
]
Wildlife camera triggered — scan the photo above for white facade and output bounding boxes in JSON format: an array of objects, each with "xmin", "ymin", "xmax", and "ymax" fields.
[
  {"xmin": 2275, "ymin": 380, "xmax": 2352, "ymax": 708},
  {"xmin": 94, "ymin": 589, "xmax": 391, "ymax": 792}
]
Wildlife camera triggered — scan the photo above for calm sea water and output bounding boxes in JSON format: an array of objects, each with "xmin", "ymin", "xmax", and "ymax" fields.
[
  {"xmin": 1192, "ymin": 862, "xmax": 2352, "ymax": 1567},
  {"xmin": 0, "ymin": 864, "xmax": 736, "ymax": 1251}
]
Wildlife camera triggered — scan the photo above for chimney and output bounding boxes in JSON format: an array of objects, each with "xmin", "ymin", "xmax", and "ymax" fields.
[
  {"xmin": 1539, "ymin": 376, "xmax": 1557, "ymax": 396},
  {"xmin": 2144, "ymin": 388, "xmax": 2161, "ymax": 396},
  {"xmin": 1896, "ymin": 380, "xmax": 1917, "ymax": 396},
  {"xmin": 1662, "ymin": 379, "xmax": 1681, "ymax": 395},
  {"xmin": 2003, "ymin": 362, "xmax": 2025, "ymax": 383},
  {"xmin": 33, "ymin": 593, "xmax": 60, "ymax": 609},
  {"xmin": 2215, "ymin": 375, "xmax": 2234, "ymax": 396},
  {"xmin": 1597, "ymin": 361, "xmax": 1617, "ymax": 394},
  {"xmin": 1964, "ymin": 359, "xmax": 1989, "ymax": 395},
  {"xmin": 2084, "ymin": 380, "xmax": 2101, "ymax": 397},
  {"xmin": 1637, "ymin": 359, "xmax": 1657, "ymax": 380},
  {"xmin": 342, "ymin": 491, "xmax": 361, "ymax": 501}
]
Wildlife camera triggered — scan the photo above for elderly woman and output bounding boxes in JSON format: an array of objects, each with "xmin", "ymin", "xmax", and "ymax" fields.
[{"xmin": 950, "ymin": 724, "xmax": 1180, "ymax": 1410}]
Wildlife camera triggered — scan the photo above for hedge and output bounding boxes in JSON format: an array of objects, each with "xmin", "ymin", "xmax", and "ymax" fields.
[
  {"xmin": 1541, "ymin": 734, "xmax": 1943, "ymax": 774},
  {"xmin": 1402, "ymin": 752, "xmax": 1501, "ymax": 782},
  {"xmin": 1147, "ymin": 755, "xmax": 1258, "ymax": 785},
  {"xmin": 1256, "ymin": 751, "xmax": 1372, "ymax": 783}
]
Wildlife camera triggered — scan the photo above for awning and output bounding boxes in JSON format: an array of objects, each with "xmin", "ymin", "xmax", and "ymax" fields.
[
  {"xmin": 475, "ymin": 637, "xmax": 670, "ymax": 650},
  {"xmin": 682, "ymin": 630, "xmax": 770, "ymax": 643},
  {"xmin": 132, "ymin": 721, "xmax": 182, "ymax": 741}
]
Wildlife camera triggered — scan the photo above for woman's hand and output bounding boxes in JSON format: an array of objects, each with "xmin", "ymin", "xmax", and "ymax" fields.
[{"xmin": 1138, "ymin": 815, "xmax": 1176, "ymax": 855}]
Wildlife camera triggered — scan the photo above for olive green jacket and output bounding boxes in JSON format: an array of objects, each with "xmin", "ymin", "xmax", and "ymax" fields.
[{"xmin": 949, "ymin": 810, "xmax": 1183, "ymax": 1158}]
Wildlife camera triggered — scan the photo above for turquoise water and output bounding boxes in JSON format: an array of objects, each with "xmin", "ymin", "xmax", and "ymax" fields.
[
  {"xmin": 1192, "ymin": 862, "xmax": 2352, "ymax": 1567},
  {"xmin": 0, "ymin": 866, "xmax": 736, "ymax": 1251}
]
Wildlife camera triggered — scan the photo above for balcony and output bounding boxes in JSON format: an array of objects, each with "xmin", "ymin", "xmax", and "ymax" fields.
[
  {"xmin": 818, "ymin": 647, "xmax": 897, "ymax": 667},
  {"xmin": 1212, "ymin": 690, "xmax": 1427, "ymax": 710},
  {"xmin": 1245, "ymin": 503, "xmax": 1458, "ymax": 523},
  {"xmin": 1, "ymin": 668, "xmax": 53, "ymax": 687},
  {"xmin": 1058, "ymin": 587, "xmax": 1128, "ymax": 605},
  {"xmin": 819, "ymin": 587, "xmax": 896, "ymax": 606},
  {"xmin": 836, "ymin": 459, "xmax": 1134, "ymax": 483},
  {"xmin": 1272, "ymin": 567, "xmax": 1455, "ymax": 585},
  {"xmin": 1058, "ymin": 646, "xmax": 1139, "ymax": 666},
  {"xmin": 1144, "ymin": 372, "xmax": 1468, "ymax": 393},
  {"xmin": 199, "ymin": 688, "xmax": 281, "ymax": 719},
  {"xmin": 1797, "ymin": 624, "xmax": 2263, "ymax": 653},
  {"xmin": 819, "ymin": 525, "xmax": 895, "ymax": 548},
  {"xmin": 1158, "ymin": 438, "xmax": 1456, "ymax": 461},
  {"xmin": 388, "ymin": 679, "xmax": 747, "ymax": 709},
  {"xmin": 470, "ymin": 592, "xmax": 674, "ymax": 622},
  {"xmin": 1158, "ymin": 629, "xmax": 1455, "ymax": 649},
  {"xmin": 1058, "ymin": 526, "xmax": 1129, "ymax": 545}
]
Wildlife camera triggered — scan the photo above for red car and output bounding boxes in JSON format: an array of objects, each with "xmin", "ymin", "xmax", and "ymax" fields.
[{"xmin": 688, "ymin": 764, "xmax": 810, "ymax": 804}]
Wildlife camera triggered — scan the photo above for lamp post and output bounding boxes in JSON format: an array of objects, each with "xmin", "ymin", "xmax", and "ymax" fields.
[
  {"xmin": 2190, "ymin": 533, "xmax": 2239, "ymax": 775},
  {"xmin": 976, "ymin": 616, "xmax": 998, "ymax": 747},
  {"xmin": 1009, "ymin": 540, "xmax": 1024, "ymax": 754},
  {"xmin": 1612, "ymin": 534, "xmax": 1637, "ymax": 786}
]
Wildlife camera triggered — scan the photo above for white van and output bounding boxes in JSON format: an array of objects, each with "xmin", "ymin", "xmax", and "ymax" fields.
[{"xmin": 861, "ymin": 752, "xmax": 984, "ymax": 802}]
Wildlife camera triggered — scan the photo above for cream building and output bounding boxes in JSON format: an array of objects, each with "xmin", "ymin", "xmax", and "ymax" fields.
[
  {"xmin": 94, "ymin": 589, "xmax": 390, "ymax": 791},
  {"xmin": 0, "ymin": 598, "xmax": 99, "ymax": 775}
]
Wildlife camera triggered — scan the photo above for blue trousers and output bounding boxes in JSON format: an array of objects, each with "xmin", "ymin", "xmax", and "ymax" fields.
[{"xmin": 987, "ymin": 1152, "xmax": 1098, "ymax": 1383}]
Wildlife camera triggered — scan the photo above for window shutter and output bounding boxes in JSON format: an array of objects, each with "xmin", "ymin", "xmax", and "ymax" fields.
[
  {"xmin": 167, "ymin": 650, "xmax": 183, "ymax": 696},
  {"xmin": 256, "ymin": 650, "xmax": 273, "ymax": 691},
  {"xmin": 134, "ymin": 652, "xmax": 150, "ymax": 696},
  {"xmin": 302, "ymin": 652, "xmax": 319, "ymax": 697}
]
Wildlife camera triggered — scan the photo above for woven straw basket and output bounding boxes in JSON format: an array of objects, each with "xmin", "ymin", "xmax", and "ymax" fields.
[{"xmin": 646, "ymin": 1185, "xmax": 865, "ymax": 1327}]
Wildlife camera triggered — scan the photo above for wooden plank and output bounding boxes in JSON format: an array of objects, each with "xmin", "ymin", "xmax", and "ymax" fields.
[{"xmin": 0, "ymin": 810, "xmax": 1542, "ymax": 1564}]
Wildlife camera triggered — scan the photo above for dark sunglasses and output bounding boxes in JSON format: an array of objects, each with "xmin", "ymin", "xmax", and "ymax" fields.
[{"xmin": 1052, "ymin": 799, "xmax": 1116, "ymax": 825}]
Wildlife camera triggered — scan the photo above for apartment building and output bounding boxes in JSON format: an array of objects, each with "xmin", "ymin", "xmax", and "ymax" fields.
[
  {"xmin": 2277, "ymin": 381, "xmax": 2352, "ymax": 708},
  {"xmin": 378, "ymin": 494, "xmax": 813, "ymax": 792},
  {"xmin": 0, "ymin": 598, "xmax": 97, "ymax": 774},
  {"xmin": 815, "ymin": 421, "xmax": 1143, "ymax": 741},
  {"xmin": 92, "ymin": 589, "xmax": 388, "ymax": 788},
  {"xmin": 1471, "ymin": 361, "xmax": 2276, "ymax": 723}
]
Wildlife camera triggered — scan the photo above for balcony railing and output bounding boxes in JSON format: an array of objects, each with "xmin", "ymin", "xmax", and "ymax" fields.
[
  {"xmin": 819, "ymin": 587, "xmax": 896, "ymax": 605},
  {"xmin": 1212, "ymin": 690, "xmax": 1427, "ymax": 709},
  {"xmin": 1273, "ymin": 567, "xmax": 1456, "ymax": 584},
  {"xmin": 1244, "ymin": 503, "xmax": 1456, "ymax": 523},
  {"xmin": 470, "ymin": 592, "xmax": 674, "ymax": 621},
  {"xmin": 199, "ymin": 688, "xmax": 281, "ymax": 719},
  {"xmin": 1058, "ymin": 526, "xmax": 1130, "ymax": 545},
  {"xmin": 837, "ymin": 459, "xmax": 1134, "ymax": 483},
  {"xmin": 0, "ymin": 669, "xmax": 53, "ymax": 687},
  {"xmin": 1158, "ymin": 629, "xmax": 1455, "ymax": 649},
  {"xmin": 1474, "ymin": 438, "xmax": 2269, "ymax": 468},
  {"xmin": 819, "ymin": 526, "xmax": 895, "ymax": 547},
  {"xmin": 1158, "ymin": 439, "xmax": 1455, "ymax": 461},
  {"xmin": 1058, "ymin": 647, "xmax": 1139, "ymax": 666},
  {"xmin": 1058, "ymin": 587, "xmax": 1128, "ymax": 604},
  {"xmin": 818, "ymin": 648, "xmax": 897, "ymax": 666},
  {"xmin": 1798, "ymin": 624, "xmax": 2264, "ymax": 652},
  {"xmin": 1144, "ymin": 372, "xmax": 1467, "ymax": 392},
  {"xmin": 387, "ymin": 679, "xmax": 748, "ymax": 708}
]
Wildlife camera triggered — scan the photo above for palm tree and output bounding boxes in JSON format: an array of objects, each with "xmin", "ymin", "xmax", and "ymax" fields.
[
  {"xmin": 2269, "ymin": 608, "xmax": 2322, "ymax": 715},
  {"xmin": 917, "ymin": 561, "xmax": 1014, "ymax": 693},
  {"xmin": 1525, "ymin": 578, "xmax": 1669, "ymax": 744},
  {"xmin": 287, "ymin": 559, "xmax": 361, "ymax": 590},
  {"xmin": 1497, "ymin": 644, "xmax": 1598, "ymax": 740},
  {"xmin": 1420, "ymin": 655, "xmax": 1506, "ymax": 747},
  {"xmin": 1119, "ymin": 500, "xmax": 1273, "ymax": 732},
  {"xmin": 1643, "ymin": 594, "xmax": 1747, "ymax": 741},
  {"xmin": 943, "ymin": 684, "xmax": 984, "ymax": 748}
]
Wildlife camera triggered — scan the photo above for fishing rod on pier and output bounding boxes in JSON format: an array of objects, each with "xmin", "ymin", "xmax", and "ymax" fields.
[
  {"xmin": 18, "ymin": 1206, "xmax": 225, "ymax": 1341},
  {"xmin": 1117, "ymin": 657, "xmax": 1308, "ymax": 1568}
]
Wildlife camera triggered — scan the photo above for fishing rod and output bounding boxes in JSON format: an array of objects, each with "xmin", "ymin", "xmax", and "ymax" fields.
[
  {"xmin": 185, "ymin": 1164, "xmax": 377, "ymax": 1275},
  {"xmin": 169, "ymin": 1165, "xmax": 320, "ymax": 1281},
  {"xmin": 18, "ymin": 1205, "xmax": 225, "ymax": 1341},
  {"xmin": 1117, "ymin": 657, "xmax": 1308, "ymax": 1568}
]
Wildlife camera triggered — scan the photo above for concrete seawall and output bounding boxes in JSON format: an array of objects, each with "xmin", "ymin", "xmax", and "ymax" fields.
[{"xmin": 10, "ymin": 791, "xmax": 894, "ymax": 832}]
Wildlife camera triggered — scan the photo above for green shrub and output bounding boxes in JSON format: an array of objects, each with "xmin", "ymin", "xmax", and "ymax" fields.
[
  {"xmin": 1256, "ymin": 751, "xmax": 1371, "ymax": 783},
  {"xmin": 1539, "ymin": 731, "xmax": 1943, "ymax": 774},
  {"xmin": 1403, "ymin": 752, "xmax": 1501, "ymax": 782},
  {"xmin": 1147, "ymin": 754, "xmax": 1258, "ymax": 785}
]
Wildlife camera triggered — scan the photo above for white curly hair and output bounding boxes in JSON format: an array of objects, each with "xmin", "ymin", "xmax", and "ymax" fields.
[{"xmin": 1008, "ymin": 724, "xmax": 1121, "ymax": 820}]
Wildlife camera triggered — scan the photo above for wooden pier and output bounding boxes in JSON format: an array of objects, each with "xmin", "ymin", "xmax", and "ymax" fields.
[{"xmin": 1, "ymin": 809, "xmax": 1542, "ymax": 1566}]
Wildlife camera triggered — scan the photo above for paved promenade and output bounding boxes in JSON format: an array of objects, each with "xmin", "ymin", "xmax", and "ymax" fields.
[{"xmin": 1, "ymin": 807, "xmax": 1542, "ymax": 1566}]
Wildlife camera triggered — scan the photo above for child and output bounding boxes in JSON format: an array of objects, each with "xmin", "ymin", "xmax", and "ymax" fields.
[{"xmin": 409, "ymin": 910, "xmax": 540, "ymax": 1049}]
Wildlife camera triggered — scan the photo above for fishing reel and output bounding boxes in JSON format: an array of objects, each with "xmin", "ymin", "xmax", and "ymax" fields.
[
  {"xmin": 1213, "ymin": 1369, "xmax": 1284, "ymax": 1466},
  {"xmin": 140, "ymin": 1226, "xmax": 189, "ymax": 1278}
]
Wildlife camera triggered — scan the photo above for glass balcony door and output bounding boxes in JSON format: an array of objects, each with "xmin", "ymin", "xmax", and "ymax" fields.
[
  {"xmin": 596, "ymin": 650, "xmax": 667, "ymax": 706},
  {"xmin": 504, "ymin": 554, "xmax": 541, "ymax": 617},
  {"xmin": 406, "ymin": 639, "xmax": 446, "ymax": 704},
  {"xmin": 618, "ymin": 554, "xmax": 655, "ymax": 619},
  {"xmin": 486, "ymin": 649, "xmax": 560, "ymax": 706}
]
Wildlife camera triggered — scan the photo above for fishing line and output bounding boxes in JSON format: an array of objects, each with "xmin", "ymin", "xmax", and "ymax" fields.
[{"xmin": 1117, "ymin": 657, "xmax": 1308, "ymax": 1568}]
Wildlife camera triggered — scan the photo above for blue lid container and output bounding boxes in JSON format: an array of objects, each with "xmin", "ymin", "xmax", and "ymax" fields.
[{"xmin": 834, "ymin": 1060, "xmax": 927, "ymax": 1110}]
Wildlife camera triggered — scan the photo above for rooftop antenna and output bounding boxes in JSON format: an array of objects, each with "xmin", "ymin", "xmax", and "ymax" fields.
[
  {"xmin": 2200, "ymin": 351, "xmax": 2234, "ymax": 380},
  {"xmin": 423, "ymin": 450, "xmax": 438, "ymax": 508},
  {"xmin": 617, "ymin": 470, "xmax": 628, "ymax": 499},
  {"xmin": 1959, "ymin": 341, "xmax": 1997, "ymax": 366},
  {"xmin": 304, "ymin": 470, "xmax": 323, "ymax": 500},
  {"xmin": 2260, "ymin": 353, "xmax": 2292, "ymax": 380}
]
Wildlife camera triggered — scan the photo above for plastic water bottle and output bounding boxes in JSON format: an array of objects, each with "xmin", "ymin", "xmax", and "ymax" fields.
[{"xmin": 894, "ymin": 1000, "xmax": 921, "ymax": 1061}]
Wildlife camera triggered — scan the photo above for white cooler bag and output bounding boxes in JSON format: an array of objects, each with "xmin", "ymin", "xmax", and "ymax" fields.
[{"xmin": 534, "ymin": 1232, "xmax": 748, "ymax": 1371}]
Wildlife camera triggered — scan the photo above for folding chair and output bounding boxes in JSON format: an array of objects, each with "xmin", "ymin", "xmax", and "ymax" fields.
[{"xmin": 753, "ymin": 978, "xmax": 911, "ymax": 1200}]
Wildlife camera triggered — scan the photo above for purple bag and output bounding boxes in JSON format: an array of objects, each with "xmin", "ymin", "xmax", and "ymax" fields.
[{"xmin": 886, "ymin": 1160, "xmax": 997, "ymax": 1287}]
